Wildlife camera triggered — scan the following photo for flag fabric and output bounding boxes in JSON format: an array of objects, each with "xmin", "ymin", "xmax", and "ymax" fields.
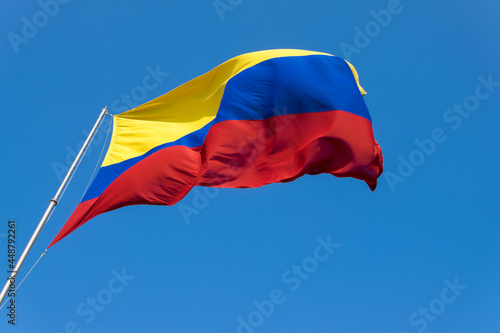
[{"xmin": 49, "ymin": 49, "xmax": 383, "ymax": 247}]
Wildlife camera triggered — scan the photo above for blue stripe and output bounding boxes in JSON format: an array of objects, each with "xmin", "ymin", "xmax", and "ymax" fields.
[{"xmin": 82, "ymin": 54, "xmax": 370, "ymax": 202}]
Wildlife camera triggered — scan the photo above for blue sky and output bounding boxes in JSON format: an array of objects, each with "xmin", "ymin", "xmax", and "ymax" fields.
[{"xmin": 1, "ymin": 0, "xmax": 499, "ymax": 332}]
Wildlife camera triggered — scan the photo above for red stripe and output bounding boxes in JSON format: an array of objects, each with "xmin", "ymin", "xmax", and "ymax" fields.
[
  {"xmin": 49, "ymin": 110, "xmax": 382, "ymax": 247},
  {"xmin": 197, "ymin": 110, "xmax": 382, "ymax": 188},
  {"xmin": 49, "ymin": 146, "xmax": 201, "ymax": 247}
]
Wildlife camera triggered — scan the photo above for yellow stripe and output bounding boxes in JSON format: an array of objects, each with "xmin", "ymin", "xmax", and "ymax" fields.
[
  {"xmin": 345, "ymin": 60, "xmax": 367, "ymax": 96},
  {"xmin": 102, "ymin": 49, "xmax": 365, "ymax": 167}
]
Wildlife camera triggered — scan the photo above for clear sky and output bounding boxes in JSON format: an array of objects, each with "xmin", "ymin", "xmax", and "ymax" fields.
[{"xmin": 1, "ymin": 0, "xmax": 499, "ymax": 332}]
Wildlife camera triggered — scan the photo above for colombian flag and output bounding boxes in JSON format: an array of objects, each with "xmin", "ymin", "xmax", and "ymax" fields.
[{"xmin": 49, "ymin": 49, "xmax": 383, "ymax": 247}]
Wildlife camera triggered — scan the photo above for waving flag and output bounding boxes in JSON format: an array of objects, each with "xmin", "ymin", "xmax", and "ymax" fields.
[{"xmin": 49, "ymin": 49, "xmax": 383, "ymax": 247}]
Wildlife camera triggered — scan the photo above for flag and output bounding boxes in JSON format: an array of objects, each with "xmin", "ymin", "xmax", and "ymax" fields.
[{"xmin": 49, "ymin": 49, "xmax": 383, "ymax": 247}]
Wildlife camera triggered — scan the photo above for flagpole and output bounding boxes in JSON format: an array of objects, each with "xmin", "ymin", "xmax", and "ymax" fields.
[{"xmin": 0, "ymin": 107, "xmax": 109, "ymax": 307}]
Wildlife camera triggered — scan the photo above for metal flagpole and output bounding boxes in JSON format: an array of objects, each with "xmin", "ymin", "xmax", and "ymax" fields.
[{"xmin": 0, "ymin": 107, "xmax": 109, "ymax": 307}]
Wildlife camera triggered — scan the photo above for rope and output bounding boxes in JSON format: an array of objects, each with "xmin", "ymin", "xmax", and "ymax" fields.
[
  {"xmin": 60, "ymin": 113, "xmax": 110, "ymax": 203},
  {"xmin": 0, "ymin": 250, "xmax": 46, "ymax": 310},
  {"xmin": 81, "ymin": 116, "xmax": 113, "ymax": 200}
]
